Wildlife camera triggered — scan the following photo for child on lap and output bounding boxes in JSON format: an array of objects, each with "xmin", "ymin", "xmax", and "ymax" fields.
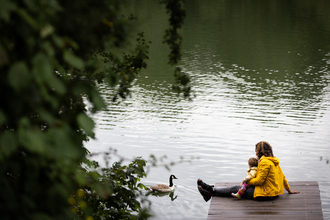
[{"xmin": 231, "ymin": 157, "xmax": 258, "ymax": 199}]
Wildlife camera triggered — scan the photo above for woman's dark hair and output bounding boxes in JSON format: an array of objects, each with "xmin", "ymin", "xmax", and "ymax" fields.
[
  {"xmin": 248, "ymin": 157, "xmax": 258, "ymax": 167},
  {"xmin": 255, "ymin": 141, "xmax": 274, "ymax": 159}
]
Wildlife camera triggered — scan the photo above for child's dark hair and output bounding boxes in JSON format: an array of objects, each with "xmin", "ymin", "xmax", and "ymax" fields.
[{"xmin": 248, "ymin": 157, "xmax": 258, "ymax": 167}]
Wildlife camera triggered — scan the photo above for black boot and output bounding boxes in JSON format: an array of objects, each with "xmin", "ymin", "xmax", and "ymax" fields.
[
  {"xmin": 198, "ymin": 185, "xmax": 213, "ymax": 202},
  {"xmin": 197, "ymin": 178, "xmax": 214, "ymax": 192}
]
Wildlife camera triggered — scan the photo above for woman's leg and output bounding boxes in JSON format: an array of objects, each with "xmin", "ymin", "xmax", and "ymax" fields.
[
  {"xmin": 214, "ymin": 185, "xmax": 255, "ymax": 199},
  {"xmin": 241, "ymin": 186, "xmax": 254, "ymax": 199},
  {"xmin": 197, "ymin": 179, "xmax": 255, "ymax": 202},
  {"xmin": 213, "ymin": 185, "xmax": 241, "ymax": 197}
]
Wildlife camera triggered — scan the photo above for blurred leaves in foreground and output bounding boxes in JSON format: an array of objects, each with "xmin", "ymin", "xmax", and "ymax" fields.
[{"xmin": 0, "ymin": 0, "xmax": 187, "ymax": 219}]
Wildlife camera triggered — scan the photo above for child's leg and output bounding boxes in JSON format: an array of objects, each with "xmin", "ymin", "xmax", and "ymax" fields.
[{"xmin": 231, "ymin": 183, "xmax": 249, "ymax": 199}]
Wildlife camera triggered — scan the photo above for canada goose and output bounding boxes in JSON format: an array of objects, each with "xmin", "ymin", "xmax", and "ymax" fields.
[{"xmin": 149, "ymin": 174, "xmax": 178, "ymax": 192}]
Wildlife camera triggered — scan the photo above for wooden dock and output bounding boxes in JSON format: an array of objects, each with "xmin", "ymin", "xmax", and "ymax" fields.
[{"xmin": 207, "ymin": 181, "xmax": 323, "ymax": 220}]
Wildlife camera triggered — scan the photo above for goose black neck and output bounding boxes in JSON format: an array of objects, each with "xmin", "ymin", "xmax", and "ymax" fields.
[{"xmin": 169, "ymin": 176, "xmax": 173, "ymax": 187}]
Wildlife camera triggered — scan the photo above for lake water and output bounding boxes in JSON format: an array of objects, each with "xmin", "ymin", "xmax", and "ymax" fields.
[{"xmin": 85, "ymin": 1, "xmax": 330, "ymax": 219}]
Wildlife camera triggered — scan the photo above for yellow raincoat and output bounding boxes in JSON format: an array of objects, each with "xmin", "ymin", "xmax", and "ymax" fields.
[{"xmin": 247, "ymin": 156, "xmax": 290, "ymax": 197}]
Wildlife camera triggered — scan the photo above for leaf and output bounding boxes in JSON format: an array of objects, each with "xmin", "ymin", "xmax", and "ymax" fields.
[
  {"xmin": 38, "ymin": 109, "xmax": 52, "ymax": 123},
  {"xmin": 17, "ymin": 118, "xmax": 46, "ymax": 154},
  {"xmin": 48, "ymin": 76, "xmax": 66, "ymax": 95},
  {"xmin": 40, "ymin": 24, "xmax": 54, "ymax": 38},
  {"xmin": 16, "ymin": 8, "xmax": 37, "ymax": 29},
  {"xmin": 8, "ymin": 61, "xmax": 30, "ymax": 92},
  {"xmin": 50, "ymin": 126, "xmax": 82, "ymax": 159},
  {"xmin": 32, "ymin": 53, "xmax": 53, "ymax": 84},
  {"xmin": 0, "ymin": 0, "xmax": 17, "ymax": 22},
  {"xmin": 63, "ymin": 50, "xmax": 84, "ymax": 69},
  {"xmin": 22, "ymin": 130, "xmax": 46, "ymax": 154},
  {"xmin": 91, "ymin": 89, "xmax": 106, "ymax": 111},
  {"xmin": 77, "ymin": 113, "xmax": 95, "ymax": 137},
  {"xmin": 137, "ymin": 183, "xmax": 147, "ymax": 190},
  {"xmin": 74, "ymin": 171, "xmax": 87, "ymax": 186},
  {"xmin": 0, "ymin": 132, "xmax": 18, "ymax": 157},
  {"xmin": 32, "ymin": 53, "xmax": 66, "ymax": 94},
  {"xmin": 52, "ymin": 35, "xmax": 64, "ymax": 48}
]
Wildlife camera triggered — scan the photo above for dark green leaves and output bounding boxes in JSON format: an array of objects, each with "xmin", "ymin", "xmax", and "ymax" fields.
[
  {"xmin": 0, "ymin": 0, "xmax": 190, "ymax": 219},
  {"xmin": 32, "ymin": 53, "xmax": 66, "ymax": 95},
  {"xmin": 8, "ymin": 61, "xmax": 30, "ymax": 92},
  {"xmin": 77, "ymin": 113, "xmax": 95, "ymax": 137},
  {"xmin": 80, "ymin": 155, "xmax": 150, "ymax": 220},
  {"xmin": 161, "ymin": 0, "xmax": 192, "ymax": 99},
  {"xmin": 101, "ymin": 32, "xmax": 151, "ymax": 101},
  {"xmin": 63, "ymin": 50, "xmax": 84, "ymax": 69},
  {"xmin": 0, "ymin": 132, "xmax": 18, "ymax": 160},
  {"xmin": 0, "ymin": 0, "xmax": 16, "ymax": 22}
]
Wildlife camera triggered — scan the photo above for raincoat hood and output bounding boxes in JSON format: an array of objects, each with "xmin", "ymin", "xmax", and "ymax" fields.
[{"xmin": 259, "ymin": 156, "xmax": 279, "ymax": 166}]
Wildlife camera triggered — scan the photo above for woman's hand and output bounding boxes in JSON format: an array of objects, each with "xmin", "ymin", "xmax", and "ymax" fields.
[{"xmin": 288, "ymin": 190, "xmax": 300, "ymax": 194}]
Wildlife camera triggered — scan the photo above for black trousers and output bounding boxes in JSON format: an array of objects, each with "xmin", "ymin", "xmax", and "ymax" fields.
[{"xmin": 213, "ymin": 185, "xmax": 255, "ymax": 199}]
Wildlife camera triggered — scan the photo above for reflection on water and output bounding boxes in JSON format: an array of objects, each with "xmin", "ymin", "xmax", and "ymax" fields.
[
  {"xmin": 146, "ymin": 191, "xmax": 178, "ymax": 201},
  {"xmin": 86, "ymin": 1, "xmax": 330, "ymax": 219}
]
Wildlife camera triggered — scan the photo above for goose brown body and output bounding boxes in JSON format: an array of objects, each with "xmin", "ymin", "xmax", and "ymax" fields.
[{"xmin": 149, "ymin": 174, "xmax": 178, "ymax": 192}]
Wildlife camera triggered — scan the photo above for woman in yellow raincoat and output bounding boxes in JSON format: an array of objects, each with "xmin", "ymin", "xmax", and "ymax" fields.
[{"xmin": 197, "ymin": 141, "xmax": 300, "ymax": 202}]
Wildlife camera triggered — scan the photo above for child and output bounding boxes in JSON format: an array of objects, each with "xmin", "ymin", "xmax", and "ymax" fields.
[{"xmin": 231, "ymin": 157, "xmax": 258, "ymax": 199}]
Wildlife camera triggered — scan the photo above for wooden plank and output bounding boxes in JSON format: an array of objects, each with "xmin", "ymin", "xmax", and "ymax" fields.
[{"xmin": 207, "ymin": 181, "xmax": 323, "ymax": 220}]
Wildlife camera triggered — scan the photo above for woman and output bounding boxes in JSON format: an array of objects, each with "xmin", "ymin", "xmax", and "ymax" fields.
[{"xmin": 197, "ymin": 141, "xmax": 299, "ymax": 202}]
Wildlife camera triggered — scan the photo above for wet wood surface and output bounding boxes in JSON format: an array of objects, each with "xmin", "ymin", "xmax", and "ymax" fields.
[{"xmin": 207, "ymin": 181, "xmax": 323, "ymax": 220}]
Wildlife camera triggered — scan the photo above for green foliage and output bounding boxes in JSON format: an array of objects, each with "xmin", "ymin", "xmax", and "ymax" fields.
[
  {"xmin": 0, "ymin": 0, "xmax": 188, "ymax": 219},
  {"xmin": 161, "ymin": 0, "xmax": 192, "ymax": 99},
  {"xmin": 70, "ymin": 156, "xmax": 151, "ymax": 220},
  {"xmin": 101, "ymin": 32, "xmax": 151, "ymax": 101}
]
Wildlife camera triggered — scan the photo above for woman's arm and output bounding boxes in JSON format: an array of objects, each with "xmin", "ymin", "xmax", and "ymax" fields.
[
  {"xmin": 247, "ymin": 161, "xmax": 270, "ymax": 186},
  {"xmin": 278, "ymin": 165, "xmax": 297, "ymax": 193},
  {"xmin": 244, "ymin": 169, "xmax": 257, "ymax": 182},
  {"xmin": 279, "ymin": 166, "xmax": 291, "ymax": 191}
]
